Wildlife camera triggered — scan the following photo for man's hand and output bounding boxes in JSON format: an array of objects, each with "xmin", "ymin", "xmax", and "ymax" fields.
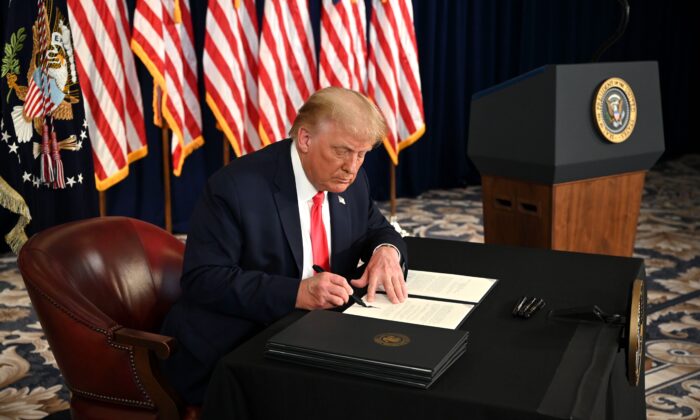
[
  {"xmin": 351, "ymin": 246, "xmax": 407, "ymax": 304},
  {"xmin": 296, "ymin": 272, "xmax": 354, "ymax": 310}
]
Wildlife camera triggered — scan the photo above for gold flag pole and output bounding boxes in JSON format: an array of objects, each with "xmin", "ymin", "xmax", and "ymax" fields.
[
  {"xmin": 388, "ymin": 161, "xmax": 408, "ymax": 237},
  {"xmin": 389, "ymin": 162, "xmax": 397, "ymax": 218},
  {"xmin": 99, "ymin": 191, "xmax": 106, "ymax": 217},
  {"xmin": 223, "ymin": 134, "xmax": 230, "ymax": 166},
  {"xmin": 162, "ymin": 127, "xmax": 172, "ymax": 233}
]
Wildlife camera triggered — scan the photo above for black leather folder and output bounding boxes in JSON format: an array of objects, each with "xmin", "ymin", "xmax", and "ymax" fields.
[{"xmin": 264, "ymin": 310, "xmax": 469, "ymax": 388}]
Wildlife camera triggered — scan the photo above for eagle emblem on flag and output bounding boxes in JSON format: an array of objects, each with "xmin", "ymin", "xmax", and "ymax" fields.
[
  {"xmin": 2, "ymin": 1, "xmax": 82, "ymax": 188},
  {"xmin": 1, "ymin": 0, "xmax": 98, "ymax": 253}
]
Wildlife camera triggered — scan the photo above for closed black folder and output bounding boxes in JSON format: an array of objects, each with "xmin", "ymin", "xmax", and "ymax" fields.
[{"xmin": 265, "ymin": 310, "xmax": 469, "ymax": 388}]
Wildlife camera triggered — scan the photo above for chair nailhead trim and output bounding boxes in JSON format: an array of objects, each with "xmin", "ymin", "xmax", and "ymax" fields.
[
  {"xmin": 23, "ymin": 277, "xmax": 155, "ymax": 407},
  {"xmin": 71, "ymin": 387, "xmax": 155, "ymax": 409}
]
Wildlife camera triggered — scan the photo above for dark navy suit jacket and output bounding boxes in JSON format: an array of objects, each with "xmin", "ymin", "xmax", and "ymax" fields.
[{"xmin": 161, "ymin": 139, "xmax": 407, "ymax": 402}]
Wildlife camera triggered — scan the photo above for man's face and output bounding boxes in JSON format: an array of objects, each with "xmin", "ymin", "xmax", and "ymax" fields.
[{"xmin": 296, "ymin": 122, "xmax": 374, "ymax": 193}]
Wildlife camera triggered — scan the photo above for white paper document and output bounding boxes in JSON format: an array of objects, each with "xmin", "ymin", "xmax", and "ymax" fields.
[
  {"xmin": 343, "ymin": 294, "xmax": 474, "ymax": 330},
  {"xmin": 400, "ymin": 270, "xmax": 497, "ymax": 303}
]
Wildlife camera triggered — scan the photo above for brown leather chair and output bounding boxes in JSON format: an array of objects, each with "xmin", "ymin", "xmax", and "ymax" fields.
[{"xmin": 18, "ymin": 216, "xmax": 197, "ymax": 420}]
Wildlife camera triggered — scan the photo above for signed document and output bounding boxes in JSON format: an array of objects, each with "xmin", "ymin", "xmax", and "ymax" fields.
[
  {"xmin": 346, "ymin": 270, "xmax": 498, "ymax": 329},
  {"xmin": 403, "ymin": 270, "xmax": 497, "ymax": 303},
  {"xmin": 344, "ymin": 294, "xmax": 474, "ymax": 330}
]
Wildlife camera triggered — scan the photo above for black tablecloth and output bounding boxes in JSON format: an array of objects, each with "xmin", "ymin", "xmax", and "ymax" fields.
[{"xmin": 202, "ymin": 238, "xmax": 646, "ymax": 420}]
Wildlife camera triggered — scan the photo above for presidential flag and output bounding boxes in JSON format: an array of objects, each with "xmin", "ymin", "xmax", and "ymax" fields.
[
  {"xmin": 258, "ymin": 0, "xmax": 316, "ymax": 145},
  {"xmin": 203, "ymin": 0, "xmax": 261, "ymax": 157},
  {"xmin": 367, "ymin": 0, "xmax": 425, "ymax": 165},
  {"xmin": 66, "ymin": 0, "xmax": 148, "ymax": 190},
  {"xmin": 319, "ymin": 0, "xmax": 367, "ymax": 92},
  {"xmin": 131, "ymin": 0, "xmax": 204, "ymax": 176},
  {"xmin": 0, "ymin": 0, "xmax": 97, "ymax": 253}
]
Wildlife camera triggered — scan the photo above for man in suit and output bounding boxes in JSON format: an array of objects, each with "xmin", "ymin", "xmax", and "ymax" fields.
[{"xmin": 161, "ymin": 87, "xmax": 407, "ymax": 404}]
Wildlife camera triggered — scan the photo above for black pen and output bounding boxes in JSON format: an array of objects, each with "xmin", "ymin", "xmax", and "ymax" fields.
[{"xmin": 312, "ymin": 264, "xmax": 369, "ymax": 308}]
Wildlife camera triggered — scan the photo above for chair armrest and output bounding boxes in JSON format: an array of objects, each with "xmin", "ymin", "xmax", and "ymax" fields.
[{"xmin": 113, "ymin": 327, "xmax": 177, "ymax": 360}]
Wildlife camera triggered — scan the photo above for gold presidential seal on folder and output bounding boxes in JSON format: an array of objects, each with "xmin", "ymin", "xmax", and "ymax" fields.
[
  {"xmin": 627, "ymin": 278, "xmax": 646, "ymax": 386},
  {"xmin": 593, "ymin": 77, "xmax": 637, "ymax": 143},
  {"xmin": 374, "ymin": 333, "xmax": 411, "ymax": 347}
]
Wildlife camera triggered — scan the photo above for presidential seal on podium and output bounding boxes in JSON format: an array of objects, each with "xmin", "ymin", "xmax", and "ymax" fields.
[{"xmin": 594, "ymin": 77, "xmax": 637, "ymax": 143}]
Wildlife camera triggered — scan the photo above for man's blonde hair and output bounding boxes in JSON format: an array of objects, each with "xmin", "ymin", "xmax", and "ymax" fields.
[{"xmin": 289, "ymin": 87, "xmax": 388, "ymax": 146}]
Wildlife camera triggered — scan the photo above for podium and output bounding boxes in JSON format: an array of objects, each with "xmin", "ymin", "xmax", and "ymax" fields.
[{"xmin": 468, "ymin": 62, "xmax": 665, "ymax": 257}]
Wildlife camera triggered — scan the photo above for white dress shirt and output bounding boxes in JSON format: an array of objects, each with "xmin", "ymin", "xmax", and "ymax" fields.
[{"xmin": 291, "ymin": 143, "xmax": 332, "ymax": 279}]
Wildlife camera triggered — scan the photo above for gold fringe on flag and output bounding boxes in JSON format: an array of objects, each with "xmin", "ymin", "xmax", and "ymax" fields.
[{"xmin": 0, "ymin": 176, "xmax": 32, "ymax": 254}]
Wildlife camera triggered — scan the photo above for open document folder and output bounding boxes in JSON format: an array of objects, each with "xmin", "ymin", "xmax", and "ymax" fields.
[{"xmin": 344, "ymin": 270, "xmax": 498, "ymax": 329}]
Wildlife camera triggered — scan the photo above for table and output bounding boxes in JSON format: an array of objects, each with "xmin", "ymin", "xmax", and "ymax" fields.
[{"xmin": 202, "ymin": 237, "xmax": 646, "ymax": 420}]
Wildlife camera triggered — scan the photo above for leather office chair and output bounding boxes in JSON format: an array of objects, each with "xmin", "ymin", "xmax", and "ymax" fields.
[{"xmin": 18, "ymin": 216, "xmax": 198, "ymax": 420}]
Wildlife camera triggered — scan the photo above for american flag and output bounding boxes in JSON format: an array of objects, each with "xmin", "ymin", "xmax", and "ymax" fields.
[
  {"xmin": 203, "ymin": 0, "xmax": 261, "ymax": 157},
  {"xmin": 368, "ymin": 0, "xmax": 425, "ymax": 165},
  {"xmin": 131, "ymin": 0, "xmax": 204, "ymax": 176},
  {"xmin": 66, "ymin": 0, "xmax": 148, "ymax": 190},
  {"xmin": 319, "ymin": 0, "xmax": 367, "ymax": 92},
  {"xmin": 258, "ymin": 0, "xmax": 317, "ymax": 145}
]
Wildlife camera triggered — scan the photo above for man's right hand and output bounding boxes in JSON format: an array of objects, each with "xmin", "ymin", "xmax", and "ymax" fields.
[{"xmin": 295, "ymin": 272, "xmax": 354, "ymax": 310}]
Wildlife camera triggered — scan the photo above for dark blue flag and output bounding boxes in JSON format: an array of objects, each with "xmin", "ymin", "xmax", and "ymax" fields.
[{"xmin": 0, "ymin": 0, "xmax": 97, "ymax": 253}]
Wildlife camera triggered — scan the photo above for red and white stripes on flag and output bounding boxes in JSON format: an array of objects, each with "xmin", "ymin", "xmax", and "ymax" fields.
[
  {"xmin": 368, "ymin": 0, "xmax": 425, "ymax": 165},
  {"xmin": 22, "ymin": 76, "xmax": 58, "ymax": 120},
  {"xmin": 258, "ymin": 0, "xmax": 317, "ymax": 145},
  {"xmin": 66, "ymin": 0, "xmax": 148, "ymax": 190},
  {"xmin": 204, "ymin": 0, "xmax": 261, "ymax": 157},
  {"xmin": 319, "ymin": 0, "xmax": 367, "ymax": 92},
  {"xmin": 131, "ymin": 0, "xmax": 204, "ymax": 176}
]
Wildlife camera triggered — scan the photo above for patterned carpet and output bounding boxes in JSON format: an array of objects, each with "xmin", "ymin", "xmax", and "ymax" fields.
[{"xmin": 1, "ymin": 154, "xmax": 698, "ymax": 419}]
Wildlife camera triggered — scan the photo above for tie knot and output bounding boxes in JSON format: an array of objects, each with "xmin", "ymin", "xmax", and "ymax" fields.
[{"xmin": 312, "ymin": 191, "xmax": 324, "ymax": 206}]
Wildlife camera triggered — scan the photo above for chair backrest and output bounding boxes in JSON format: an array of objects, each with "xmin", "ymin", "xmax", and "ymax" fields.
[{"xmin": 18, "ymin": 216, "xmax": 184, "ymax": 414}]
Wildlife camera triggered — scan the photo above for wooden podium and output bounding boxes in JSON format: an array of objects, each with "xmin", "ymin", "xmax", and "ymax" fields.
[{"xmin": 468, "ymin": 62, "xmax": 665, "ymax": 257}]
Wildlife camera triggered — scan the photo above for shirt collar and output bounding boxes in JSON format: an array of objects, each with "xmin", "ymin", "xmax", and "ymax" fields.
[{"xmin": 290, "ymin": 141, "xmax": 322, "ymax": 202}]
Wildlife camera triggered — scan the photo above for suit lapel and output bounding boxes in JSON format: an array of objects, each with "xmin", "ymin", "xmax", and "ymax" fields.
[
  {"xmin": 329, "ymin": 192, "xmax": 351, "ymax": 272},
  {"xmin": 273, "ymin": 140, "xmax": 303, "ymax": 275}
]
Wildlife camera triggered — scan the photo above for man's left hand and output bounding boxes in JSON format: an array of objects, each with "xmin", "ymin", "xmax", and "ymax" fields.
[{"xmin": 350, "ymin": 246, "xmax": 407, "ymax": 304}]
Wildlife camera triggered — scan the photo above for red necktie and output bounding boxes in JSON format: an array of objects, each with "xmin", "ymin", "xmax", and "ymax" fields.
[{"xmin": 310, "ymin": 191, "xmax": 330, "ymax": 271}]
